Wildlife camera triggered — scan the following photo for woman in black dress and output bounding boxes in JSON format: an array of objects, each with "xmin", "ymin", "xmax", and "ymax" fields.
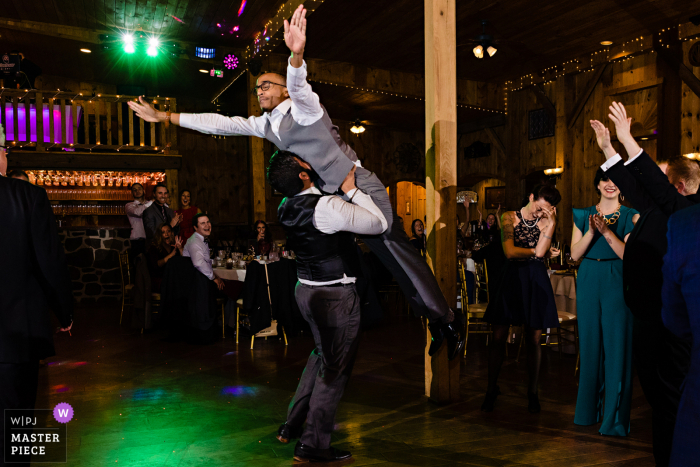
[
  {"xmin": 146, "ymin": 223, "xmax": 183, "ymax": 292},
  {"xmin": 482, "ymin": 185, "xmax": 561, "ymax": 413},
  {"xmin": 409, "ymin": 219, "xmax": 426, "ymax": 256}
]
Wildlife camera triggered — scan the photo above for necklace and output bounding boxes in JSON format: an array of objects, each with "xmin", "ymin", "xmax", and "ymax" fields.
[
  {"xmin": 596, "ymin": 203, "xmax": 621, "ymax": 225},
  {"xmin": 519, "ymin": 208, "xmax": 540, "ymax": 228}
]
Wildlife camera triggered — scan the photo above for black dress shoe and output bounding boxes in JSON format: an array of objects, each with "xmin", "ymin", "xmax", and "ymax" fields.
[
  {"xmin": 428, "ymin": 323, "xmax": 445, "ymax": 356},
  {"xmin": 480, "ymin": 386, "xmax": 501, "ymax": 412},
  {"xmin": 528, "ymin": 391, "xmax": 541, "ymax": 413},
  {"xmin": 443, "ymin": 313, "xmax": 466, "ymax": 361},
  {"xmin": 277, "ymin": 422, "xmax": 303, "ymax": 444},
  {"xmin": 293, "ymin": 441, "xmax": 352, "ymax": 463}
]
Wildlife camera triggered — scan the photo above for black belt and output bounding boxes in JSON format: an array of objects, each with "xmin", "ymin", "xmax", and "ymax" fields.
[
  {"xmin": 299, "ymin": 281, "xmax": 351, "ymax": 288},
  {"xmin": 582, "ymin": 257, "xmax": 619, "ymax": 262}
]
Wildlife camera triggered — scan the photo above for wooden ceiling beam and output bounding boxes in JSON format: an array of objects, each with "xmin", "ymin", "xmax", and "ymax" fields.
[{"xmin": 457, "ymin": 114, "xmax": 506, "ymax": 134}]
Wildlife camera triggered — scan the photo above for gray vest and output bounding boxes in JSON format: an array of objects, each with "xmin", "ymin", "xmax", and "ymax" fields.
[{"xmin": 264, "ymin": 105, "xmax": 356, "ymax": 194}]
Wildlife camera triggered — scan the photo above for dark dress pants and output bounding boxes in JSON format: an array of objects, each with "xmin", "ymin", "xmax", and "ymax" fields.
[
  {"xmin": 354, "ymin": 167, "xmax": 451, "ymax": 322},
  {"xmin": 0, "ymin": 362, "xmax": 39, "ymax": 467},
  {"xmin": 286, "ymin": 283, "xmax": 361, "ymax": 449},
  {"xmin": 633, "ymin": 317, "xmax": 691, "ymax": 467}
]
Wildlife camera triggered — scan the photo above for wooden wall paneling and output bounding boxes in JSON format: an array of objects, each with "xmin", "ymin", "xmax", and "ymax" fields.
[
  {"xmin": 469, "ymin": 178, "xmax": 506, "ymax": 222},
  {"xmin": 83, "ymin": 99, "xmax": 90, "ymax": 144},
  {"xmin": 60, "ymin": 98, "xmax": 67, "ymax": 145},
  {"xmin": 165, "ymin": 168, "xmax": 179, "ymax": 210},
  {"xmin": 247, "ymin": 72, "xmax": 267, "ymax": 224},
  {"xmin": 139, "ymin": 109, "xmax": 145, "ymax": 147},
  {"xmin": 128, "ymin": 104, "xmax": 134, "ymax": 146},
  {"xmin": 106, "ymin": 100, "xmax": 112, "ymax": 145},
  {"xmin": 169, "ymin": 98, "xmax": 178, "ymax": 151},
  {"xmin": 656, "ymin": 46, "xmax": 682, "ymax": 160},
  {"xmin": 159, "ymin": 103, "xmax": 167, "ymax": 148},
  {"xmin": 554, "ymin": 75, "xmax": 575, "ymax": 244},
  {"xmin": 35, "ymin": 92, "xmax": 43, "ymax": 151},
  {"xmin": 681, "ymin": 39, "xmax": 700, "ymax": 155},
  {"xmin": 71, "ymin": 99, "xmax": 79, "ymax": 145},
  {"xmin": 117, "ymin": 100, "xmax": 124, "ymax": 145}
]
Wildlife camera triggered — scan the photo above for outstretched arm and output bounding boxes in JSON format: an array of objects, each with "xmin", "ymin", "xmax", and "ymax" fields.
[{"xmin": 127, "ymin": 97, "xmax": 267, "ymax": 137}]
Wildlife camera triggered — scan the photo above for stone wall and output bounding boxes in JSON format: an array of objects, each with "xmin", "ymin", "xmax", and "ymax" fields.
[{"xmin": 58, "ymin": 228, "xmax": 131, "ymax": 303}]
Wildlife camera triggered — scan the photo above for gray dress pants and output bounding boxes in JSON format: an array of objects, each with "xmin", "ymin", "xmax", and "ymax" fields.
[
  {"xmin": 353, "ymin": 167, "xmax": 451, "ymax": 322},
  {"xmin": 286, "ymin": 283, "xmax": 361, "ymax": 449}
]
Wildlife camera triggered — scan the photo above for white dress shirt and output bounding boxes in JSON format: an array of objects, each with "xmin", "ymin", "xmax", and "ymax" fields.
[
  {"xmin": 125, "ymin": 199, "xmax": 153, "ymax": 240},
  {"xmin": 600, "ymin": 148, "xmax": 644, "ymax": 172},
  {"xmin": 179, "ymin": 58, "xmax": 361, "ymax": 167},
  {"xmin": 297, "ymin": 186, "xmax": 388, "ymax": 286},
  {"xmin": 183, "ymin": 232, "xmax": 215, "ymax": 281}
]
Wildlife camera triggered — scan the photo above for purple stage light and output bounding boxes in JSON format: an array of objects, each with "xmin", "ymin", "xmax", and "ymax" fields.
[{"xmin": 223, "ymin": 54, "xmax": 239, "ymax": 70}]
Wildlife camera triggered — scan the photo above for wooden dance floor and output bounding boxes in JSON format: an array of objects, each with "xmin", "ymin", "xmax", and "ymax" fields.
[{"xmin": 38, "ymin": 303, "xmax": 655, "ymax": 466}]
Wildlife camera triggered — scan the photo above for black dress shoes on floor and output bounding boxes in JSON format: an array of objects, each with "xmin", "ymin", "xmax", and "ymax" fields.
[
  {"xmin": 528, "ymin": 392, "xmax": 541, "ymax": 413},
  {"xmin": 427, "ymin": 323, "xmax": 445, "ymax": 356},
  {"xmin": 480, "ymin": 386, "xmax": 501, "ymax": 412},
  {"xmin": 277, "ymin": 423, "xmax": 303, "ymax": 444},
  {"xmin": 293, "ymin": 441, "xmax": 353, "ymax": 463}
]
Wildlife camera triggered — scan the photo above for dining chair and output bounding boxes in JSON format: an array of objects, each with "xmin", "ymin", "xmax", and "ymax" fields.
[
  {"xmin": 460, "ymin": 262, "xmax": 491, "ymax": 357},
  {"xmin": 118, "ymin": 251, "xmax": 134, "ymax": 325},
  {"xmin": 236, "ymin": 264, "xmax": 288, "ymax": 350}
]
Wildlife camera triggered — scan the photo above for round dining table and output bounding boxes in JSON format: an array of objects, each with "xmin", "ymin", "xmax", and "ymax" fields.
[{"xmin": 214, "ymin": 267, "xmax": 247, "ymax": 282}]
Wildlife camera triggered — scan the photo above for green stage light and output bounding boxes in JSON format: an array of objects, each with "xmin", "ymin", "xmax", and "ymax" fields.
[
  {"xmin": 122, "ymin": 34, "xmax": 135, "ymax": 54},
  {"xmin": 147, "ymin": 37, "xmax": 160, "ymax": 57}
]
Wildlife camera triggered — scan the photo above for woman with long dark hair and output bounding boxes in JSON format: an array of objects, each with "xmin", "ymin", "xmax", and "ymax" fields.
[
  {"xmin": 482, "ymin": 184, "xmax": 561, "ymax": 413},
  {"xmin": 175, "ymin": 189, "xmax": 201, "ymax": 240},
  {"xmin": 409, "ymin": 219, "xmax": 426, "ymax": 256},
  {"xmin": 146, "ymin": 223, "xmax": 183, "ymax": 292},
  {"xmin": 571, "ymin": 169, "xmax": 638, "ymax": 436},
  {"xmin": 253, "ymin": 219, "xmax": 272, "ymax": 256}
]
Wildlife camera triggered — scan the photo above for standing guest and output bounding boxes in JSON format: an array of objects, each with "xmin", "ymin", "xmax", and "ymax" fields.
[
  {"xmin": 268, "ymin": 150, "xmax": 387, "ymax": 463},
  {"xmin": 146, "ymin": 223, "xmax": 183, "ymax": 292},
  {"xmin": 481, "ymin": 206, "xmax": 502, "ymax": 242},
  {"xmin": 175, "ymin": 189, "xmax": 201, "ymax": 241},
  {"xmin": 661, "ymin": 203, "xmax": 700, "ymax": 467},
  {"xmin": 482, "ymin": 184, "xmax": 561, "ymax": 413},
  {"xmin": 458, "ymin": 198, "xmax": 471, "ymax": 239},
  {"xmin": 143, "ymin": 183, "xmax": 181, "ymax": 240},
  {"xmin": 183, "ymin": 213, "xmax": 225, "ymax": 291},
  {"xmin": 591, "ymin": 102, "xmax": 700, "ymax": 466},
  {"xmin": 571, "ymin": 169, "xmax": 639, "ymax": 436},
  {"xmin": 253, "ymin": 220, "xmax": 273, "ymax": 256},
  {"xmin": 128, "ymin": 5, "xmax": 464, "ymax": 359},
  {"xmin": 409, "ymin": 219, "xmax": 426, "ymax": 256},
  {"xmin": 7, "ymin": 169, "xmax": 29, "ymax": 182},
  {"xmin": 125, "ymin": 183, "xmax": 153, "ymax": 259},
  {"xmin": 0, "ymin": 124, "xmax": 73, "ymax": 466}
]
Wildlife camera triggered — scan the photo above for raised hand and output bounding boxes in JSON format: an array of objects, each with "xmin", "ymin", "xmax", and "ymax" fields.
[
  {"xmin": 590, "ymin": 120, "xmax": 613, "ymax": 154},
  {"xmin": 127, "ymin": 96, "xmax": 163, "ymax": 123},
  {"xmin": 541, "ymin": 206, "xmax": 557, "ymax": 226},
  {"xmin": 587, "ymin": 214, "xmax": 599, "ymax": 235},
  {"xmin": 284, "ymin": 4, "xmax": 307, "ymax": 56},
  {"xmin": 608, "ymin": 101, "xmax": 633, "ymax": 143}
]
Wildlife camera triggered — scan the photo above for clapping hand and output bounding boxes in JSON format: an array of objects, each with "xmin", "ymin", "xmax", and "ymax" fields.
[
  {"xmin": 587, "ymin": 215, "xmax": 599, "ymax": 235},
  {"xmin": 284, "ymin": 4, "xmax": 307, "ymax": 56},
  {"xmin": 592, "ymin": 214, "xmax": 610, "ymax": 236},
  {"xmin": 608, "ymin": 102, "xmax": 633, "ymax": 144},
  {"xmin": 170, "ymin": 213, "xmax": 182, "ymax": 228}
]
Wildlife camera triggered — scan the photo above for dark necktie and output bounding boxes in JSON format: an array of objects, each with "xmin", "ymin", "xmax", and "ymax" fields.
[{"xmin": 161, "ymin": 204, "xmax": 167, "ymax": 221}]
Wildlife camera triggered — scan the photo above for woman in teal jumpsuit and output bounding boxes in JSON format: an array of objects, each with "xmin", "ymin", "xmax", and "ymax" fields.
[{"xmin": 572, "ymin": 168, "xmax": 639, "ymax": 436}]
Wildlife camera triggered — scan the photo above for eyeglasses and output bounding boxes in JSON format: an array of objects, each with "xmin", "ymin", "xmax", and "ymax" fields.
[{"xmin": 251, "ymin": 81, "xmax": 287, "ymax": 95}]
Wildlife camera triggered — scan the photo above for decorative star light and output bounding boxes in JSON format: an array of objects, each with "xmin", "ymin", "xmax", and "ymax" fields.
[{"xmin": 224, "ymin": 54, "xmax": 239, "ymax": 70}]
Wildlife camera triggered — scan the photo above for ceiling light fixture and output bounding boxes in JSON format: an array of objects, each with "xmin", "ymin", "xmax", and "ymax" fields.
[
  {"xmin": 122, "ymin": 34, "xmax": 135, "ymax": 54},
  {"xmin": 199, "ymin": 69, "xmax": 209, "ymax": 73},
  {"xmin": 543, "ymin": 167, "xmax": 564, "ymax": 176},
  {"xmin": 487, "ymin": 46, "xmax": 497, "ymax": 57},
  {"xmin": 600, "ymin": 41, "xmax": 613, "ymax": 46},
  {"xmin": 473, "ymin": 45, "xmax": 484, "ymax": 59},
  {"xmin": 350, "ymin": 119, "xmax": 365, "ymax": 135},
  {"xmin": 80, "ymin": 48, "xmax": 92, "ymax": 53},
  {"xmin": 146, "ymin": 37, "xmax": 160, "ymax": 57}
]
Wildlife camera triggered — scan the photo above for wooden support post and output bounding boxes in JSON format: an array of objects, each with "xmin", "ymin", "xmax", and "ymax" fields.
[
  {"xmin": 35, "ymin": 92, "xmax": 43, "ymax": 151},
  {"xmin": 117, "ymin": 100, "xmax": 123, "ymax": 145},
  {"xmin": 165, "ymin": 169, "xmax": 179, "ymax": 210},
  {"xmin": 424, "ymin": 0, "xmax": 459, "ymax": 403},
  {"xmin": 12, "ymin": 96, "xmax": 19, "ymax": 143},
  {"xmin": 128, "ymin": 104, "xmax": 134, "ymax": 147},
  {"xmin": 169, "ymin": 98, "xmax": 178, "ymax": 152},
  {"xmin": 60, "ymin": 99, "xmax": 67, "ymax": 145},
  {"xmin": 554, "ymin": 76, "xmax": 575, "ymax": 245},
  {"xmin": 49, "ymin": 98, "xmax": 55, "ymax": 144},
  {"xmin": 106, "ymin": 100, "xmax": 112, "ymax": 145},
  {"xmin": 655, "ymin": 41, "xmax": 683, "ymax": 159},
  {"xmin": 83, "ymin": 100, "xmax": 90, "ymax": 145},
  {"xmin": 248, "ymin": 72, "xmax": 267, "ymax": 224},
  {"xmin": 71, "ymin": 100, "xmax": 78, "ymax": 145},
  {"xmin": 24, "ymin": 97, "xmax": 30, "ymax": 143}
]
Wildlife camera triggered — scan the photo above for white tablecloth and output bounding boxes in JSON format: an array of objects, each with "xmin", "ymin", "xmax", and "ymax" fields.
[
  {"xmin": 460, "ymin": 257, "xmax": 476, "ymax": 273},
  {"xmin": 214, "ymin": 267, "xmax": 246, "ymax": 282}
]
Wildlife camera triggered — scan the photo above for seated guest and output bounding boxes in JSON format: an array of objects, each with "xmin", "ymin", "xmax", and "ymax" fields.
[
  {"xmin": 253, "ymin": 219, "xmax": 272, "ymax": 256},
  {"xmin": 183, "ymin": 213, "xmax": 224, "ymax": 291},
  {"xmin": 146, "ymin": 223, "xmax": 183, "ymax": 292},
  {"xmin": 7, "ymin": 169, "xmax": 29, "ymax": 182},
  {"xmin": 143, "ymin": 183, "xmax": 181, "ymax": 240},
  {"xmin": 662, "ymin": 203, "xmax": 700, "ymax": 467},
  {"xmin": 175, "ymin": 189, "xmax": 201, "ymax": 241},
  {"xmin": 409, "ymin": 219, "xmax": 426, "ymax": 256}
]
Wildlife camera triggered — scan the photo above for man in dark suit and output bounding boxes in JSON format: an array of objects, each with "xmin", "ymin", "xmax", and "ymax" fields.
[
  {"xmin": 0, "ymin": 125, "xmax": 73, "ymax": 466},
  {"xmin": 143, "ymin": 183, "xmax": 181, "ymax": 240},
  {"xmin": 662, "ymin": 203, "xmax": 700, "ymax": 467},
  {"xmin": 591, "ymin": 102, "xmax": 700, "ymax": 466}
]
